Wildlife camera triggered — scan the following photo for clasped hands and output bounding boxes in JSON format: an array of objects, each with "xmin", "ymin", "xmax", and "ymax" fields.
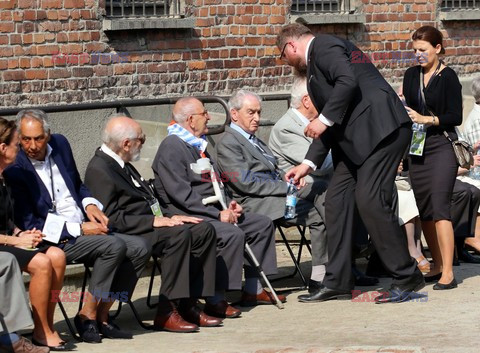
[{"xmin": 82, "ymin": 204, "xmax": 109, "ymax": 235}]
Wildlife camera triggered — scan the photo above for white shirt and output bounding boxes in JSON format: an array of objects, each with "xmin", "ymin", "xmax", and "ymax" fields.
[{"xmin": 29, "ymin": 145, "xmax": 103, "ymax": 236}]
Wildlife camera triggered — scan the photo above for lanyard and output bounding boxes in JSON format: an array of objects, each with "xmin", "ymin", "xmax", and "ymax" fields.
[
  {"xmin": 48, "ymin": 158, "xmax": 57, "ymax": 213},
  {"xmin": 125, "ymin": 163, "xmax": 157, "ymax": 200},
  {"xmin": 419, "ymin": 61, "xmax": 442, "ymax": 115}
]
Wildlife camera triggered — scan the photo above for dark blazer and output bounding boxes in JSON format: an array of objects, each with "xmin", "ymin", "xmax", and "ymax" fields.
[
  {"xmin": 215, "ymin": 125, "xmax": 287, "ymax": 220},
  {"xmin": 152, "ymin": 135, "xmax": 228, "ymax": 220},
  {"xmin": 84, "ymin": 148, "xmax": 171, "ymax": 235},
  {"xmin": 4, "ymin": 134, "xmax": 91, "ymax": 243},
  {"xmin": 305, "ymin": 34, "xmax": 411, "ymax": 166}
]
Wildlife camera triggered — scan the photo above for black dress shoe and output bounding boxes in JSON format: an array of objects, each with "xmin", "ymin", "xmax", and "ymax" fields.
[
  {"xmin": 458, "ymin": 249, "xmax": 480, "ymax": 264},
  {"xmin": 433, "ymin": 278, "xmax": 457, "ymax": 290},
  {"xmin": 99, "ymin": 320, "xmax": 133, "ymax": 339},
  {"xmin": 308, "ymin": 279, "xmax": 323, "ymax": 294},
  {"xmin": 74, "ymin": 314, "xmax": 102, "ymax": 343},
  {"xmin": 298, "ymin": 286, "xmax": 351, "ymax": 303},
  {"xmin": 424, "ymin": 272, "xmax": 442, "ymax": 283},
  {"xmin": 31, "ymin": 338, "xmax": 76, "ymax": 351},
  {"xmin": 375, "ymin": 271, "xmax": 425, "ymax": 304}
]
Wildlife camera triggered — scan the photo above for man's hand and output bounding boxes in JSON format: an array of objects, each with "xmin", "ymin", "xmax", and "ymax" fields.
[
  {"xmin": 153, "ymin": 216, "xmax": 184, "ymax": 228},
  {"xmin": 228, "ymin": 201, "xmax": 243, "ymax": 218},
  {"xmin": 85, "ymin": 204, "xmax": 109, "ymax": 232},
  {"xmin": 304, "ymin": 119, "xmax": 328, "ymax": 139},
  {"xmin": 219, "ymin": 209, "xmax": 237, "ymax": 224},
  {"xmin": 81, "ymin": 221, "xmax": 108, "ymax": 235},
  {"xmin": 285, "ymin": 164, "xmax": 312, "ymax": 187},
  {"xmin": 171, "ymin": 215, "xmax": 203, "ymax": 224}
]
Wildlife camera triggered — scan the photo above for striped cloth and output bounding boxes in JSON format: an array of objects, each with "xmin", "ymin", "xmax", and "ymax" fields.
[{"xmin": 167, "ymin": 123, "xmax": 208, "ymax": 154}]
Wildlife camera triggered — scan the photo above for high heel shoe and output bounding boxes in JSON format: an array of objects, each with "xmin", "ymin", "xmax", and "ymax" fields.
[
  {"xmin": 424, "ymin": 272, "xmax": 442, "ymax": 283},
  {"xmin": 433, "ymin": 278, "xmax": 457, "ymax": 290},
  {"xmin": 415, "ymin": 255, "xmax": 431, "ymax": 274}
]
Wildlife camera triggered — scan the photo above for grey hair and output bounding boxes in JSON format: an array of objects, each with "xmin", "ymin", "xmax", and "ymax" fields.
[
  {"xmin": 227, "ymin": 90, "xmax": 262, "ymax": 111},
  {"xmin": 16, "ymin": 109, "xmax": 51, "ymax": 135},
  {"xmin": 472, "ymin": 76, "xmax": 480, "ymax": 104},
  {"xmin": 102, "ymin": 113, "xmax": 137, "ymax": 151},
  {"xmin": 172, "ymin": 97, "xmax": 203, "ymax": 124},
  {"xmin": 290, "ymin": 77, "xmax": 308, "ymax": 109}
]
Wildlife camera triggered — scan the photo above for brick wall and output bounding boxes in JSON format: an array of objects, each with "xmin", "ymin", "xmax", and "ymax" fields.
[{"xmin": 0, "ymin": 0, "xmax": 479, "ymax": 107}]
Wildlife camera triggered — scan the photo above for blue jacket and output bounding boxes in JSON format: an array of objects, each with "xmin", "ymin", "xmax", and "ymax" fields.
[{"xmin": 4, "ymin": 134, "xmax": 92, "ymax": 245}]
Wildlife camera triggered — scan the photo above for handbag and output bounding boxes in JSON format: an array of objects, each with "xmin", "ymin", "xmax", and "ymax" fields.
[
  {"xmin": 442, "ymin": 131, "xmax": 474, "ymax": 169},
  {"xmin": 418, "ymin": 69, "xmax": 474, "ymax": 169}
]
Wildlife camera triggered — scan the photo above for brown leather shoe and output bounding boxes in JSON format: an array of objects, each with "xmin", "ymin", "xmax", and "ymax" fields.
[
  {"xmin": 204, "ymin": 300, "xmax": 241, "ymax": 319},
  {"xmin": 153, "ymin": 301, "xmax": 199, "ymax": 333},
  {"xmin": 179, "ymin": 305, "xmax": 223, "ymax": 327},
  {"xmin": 0, "ymin": 336, "xmax": 49, "ymax": 353},
  {"xmin": 239, "ymin": 289, "xmax": 287, "ymax": 306}
]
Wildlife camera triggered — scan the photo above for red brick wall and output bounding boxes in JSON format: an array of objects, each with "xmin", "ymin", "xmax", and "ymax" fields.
[{"xmin": 0, "ymin": 0, "xmax": 479, "ymax": 107}]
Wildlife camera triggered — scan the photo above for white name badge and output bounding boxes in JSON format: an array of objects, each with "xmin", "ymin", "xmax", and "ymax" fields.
[{"xmin": 42, "ymin": 213, "xmax": 66, "ymax": 244}]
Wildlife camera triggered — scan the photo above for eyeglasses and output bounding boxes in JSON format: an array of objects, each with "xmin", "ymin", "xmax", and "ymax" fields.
[
  {"xmin": 191, "ymin": 110, "xmax": 209, "ymax": 118},
  {"xmin": 279, "ymin": 42, "xmax": 291, "ymax": 60},
  {"xmin": 131, "ymin": 133, "xmax": 146, "ymax": 144}
]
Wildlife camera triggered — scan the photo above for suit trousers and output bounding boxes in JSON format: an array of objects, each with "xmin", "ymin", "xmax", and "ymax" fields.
[
  {"xmin": 205, "ymin": 212, "xmax": 277, "ymax": 291},
  {"xmin": 142, "ymin": 222, "xmax": 217, "ymax": 301},
  {"xmin": 323, "ymin": 125, "xmax": 418, "ymax": 291},
  {"xmin": 63, "ymin": 233, "xmax": 150, "ymax": 301},
  {"xmin": 283, "ymin": 180, "xmax": 328, "ymax": 266},
  {"xmin": 0, "ymin": 253, "xmax": 33, "ymax": 334}
]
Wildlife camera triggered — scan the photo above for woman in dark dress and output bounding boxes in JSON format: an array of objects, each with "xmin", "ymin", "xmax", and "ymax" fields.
[
  {"xmin": 401, "ymin": 26, "xmax": 462, "ymax": 290},
  {"xmin": 0, "ymin": 118, "xmax": 68, "ymax": 348}
]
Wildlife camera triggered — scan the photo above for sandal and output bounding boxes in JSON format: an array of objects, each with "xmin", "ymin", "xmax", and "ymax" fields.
[{"xmin": 415, "ymin": 255, "xmax": 431, "ymax": 274}]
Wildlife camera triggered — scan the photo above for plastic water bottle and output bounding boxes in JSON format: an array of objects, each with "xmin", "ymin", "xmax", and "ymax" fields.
[
  {"xmin": 471, "ymin": 150, "xmax": 480, "ymax": 179},
  {"xmin": 284, "ymin": 179, "xmax": 298, "ymax": 219}
]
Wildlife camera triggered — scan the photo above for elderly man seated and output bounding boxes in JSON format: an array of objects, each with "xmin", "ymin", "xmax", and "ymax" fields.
[
  {"xmin": 214, "ymin": 89, "xmax": 328, "ymax": 298},
  {"xmin": 4, "ymin": 110, "xmax": 150, "ymax": 343},
  {"xmin": 152, "ymin": 97, "xmax": 285, "ymax": 319},
  {"xmin": 84, "ymin": 114, "xmax": 220, "ymax": 332}
]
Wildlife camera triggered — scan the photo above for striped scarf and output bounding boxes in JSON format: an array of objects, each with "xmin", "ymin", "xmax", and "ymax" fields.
[{"xmin": 167, "ymin": 123, "xmax": 208, "ymax": 153}]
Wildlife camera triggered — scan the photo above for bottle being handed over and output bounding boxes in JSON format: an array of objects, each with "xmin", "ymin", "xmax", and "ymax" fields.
[{"xmin": 284, "ymin": 178, "xmax": 298, "ymax": 219}]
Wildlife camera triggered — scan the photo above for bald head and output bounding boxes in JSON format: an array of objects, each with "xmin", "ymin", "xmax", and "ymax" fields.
[
  {"xmin": 172, "ymin": 97, "xmax": 210, "ymax": 137},
  {"xmin": 103, "ymin": 114, "xmax": 145, "ymax": 162}
]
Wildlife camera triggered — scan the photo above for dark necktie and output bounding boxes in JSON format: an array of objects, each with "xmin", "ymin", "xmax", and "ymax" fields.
[
  {"xmin": 124, "ymin": 163, "xmax": 152, "ymax": 197},
  {"xmin": 249, "ymin": 135, "xmax": 277, "ymax": 167}
]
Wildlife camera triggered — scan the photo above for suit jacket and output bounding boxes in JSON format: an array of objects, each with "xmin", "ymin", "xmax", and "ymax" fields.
[
  {"xmin": 215, "ymin": 125, "xmax": 288, "ymax": 220},
  {"xmin": 84, "ymin": 148, "xmax": 171, "ymax": 236},
  {"xmin": 268, "ymin": 108, "xmax": 334, "ymax": 184},
  {"xmin": 152, "ymin": 135, "xmax": 228, "ymax": 220},
  {"xmin": 305, "ymin": 34, "xmax": 411, "ymax": 167},
  {"xmin": 4, "ymin": 134, "xmax": 92, "ymax": 243}
]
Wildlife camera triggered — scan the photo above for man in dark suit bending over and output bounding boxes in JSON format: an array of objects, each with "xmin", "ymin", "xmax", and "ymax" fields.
[{"xmin": 277, "ymin": 23, "xmax": 424, "ymax": 303}]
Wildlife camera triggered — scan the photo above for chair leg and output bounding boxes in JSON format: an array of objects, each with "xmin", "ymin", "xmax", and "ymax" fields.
[
  {"xmin": 57, "ymin": 301, "xmax": 82, "ymax": 341},
  {"xmin": 127, "ymin": 300, "xmax": 154, "ymax": 330},
  {"xmin": 270, "ymin": 225, "xmax": 308, "ymax": 286},
  {"xmin": 146, "ymin": 257, "xmax": 161, "ymax": 309}
]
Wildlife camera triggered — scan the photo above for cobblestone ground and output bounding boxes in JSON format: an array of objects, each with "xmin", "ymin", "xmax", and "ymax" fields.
[{"xmin": 39, "ymin": 243, "xmax": 480, "ymax": 353}]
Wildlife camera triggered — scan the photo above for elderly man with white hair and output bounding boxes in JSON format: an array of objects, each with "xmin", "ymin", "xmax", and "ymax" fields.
[{"xmin": 152, "ymin": 97, "xmax": 285, "ymax": 320}]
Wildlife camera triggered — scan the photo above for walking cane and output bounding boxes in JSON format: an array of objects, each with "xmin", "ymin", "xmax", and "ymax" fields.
[{"xmin": 191, "ymin": 158, "xmax": 285, "ymax": 309}]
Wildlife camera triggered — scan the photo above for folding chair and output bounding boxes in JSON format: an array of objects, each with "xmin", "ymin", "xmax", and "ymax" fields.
[{"xmin": 270, "ymin": 221, "xmax": 311, "ymax": 287}]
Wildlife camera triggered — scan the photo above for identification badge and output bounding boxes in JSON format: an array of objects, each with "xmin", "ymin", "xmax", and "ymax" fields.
[
  {"xmin": 42, "ymin": 213, "xmax": 66, "ymax": 244},
  {"xmin": 148, "ymin": 198, "xmax": 163, "ymax": 217},
  {"xmin": 409, "ymin": 124, "xmax": 426, "ymax": 156}
]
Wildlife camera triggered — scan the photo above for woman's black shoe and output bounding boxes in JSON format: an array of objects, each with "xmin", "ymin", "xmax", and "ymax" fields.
[
  {"xmin": 433, "ymin": 278, "xmax": 457, "ymax": 290},
  {"xmin": 424, "ymin": 272, "xmax": 442, "ymax": 283},
  {"xmin": 31, "ymin": 338, "xmax": 76, "ymax": 351}
]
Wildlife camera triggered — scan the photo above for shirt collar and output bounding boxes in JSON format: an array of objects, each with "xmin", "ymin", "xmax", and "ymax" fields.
[
  {"xmin": 291, "ymin": 108, "xmax": 311, "ymax": 127},
  {"xmin": 28, "ymin": 144, "xmax": 53, "ymax": 166},
  {"xmin": 230, "ymin": 122, "xmax": 253, "ymax": 141},
  {"xmin": 100, "ymin": 144, "xmax": 125, "ymax": 168},
  {"xmin": 305, "ymin": 37, "xmax": 315, "ymax": 65}
]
